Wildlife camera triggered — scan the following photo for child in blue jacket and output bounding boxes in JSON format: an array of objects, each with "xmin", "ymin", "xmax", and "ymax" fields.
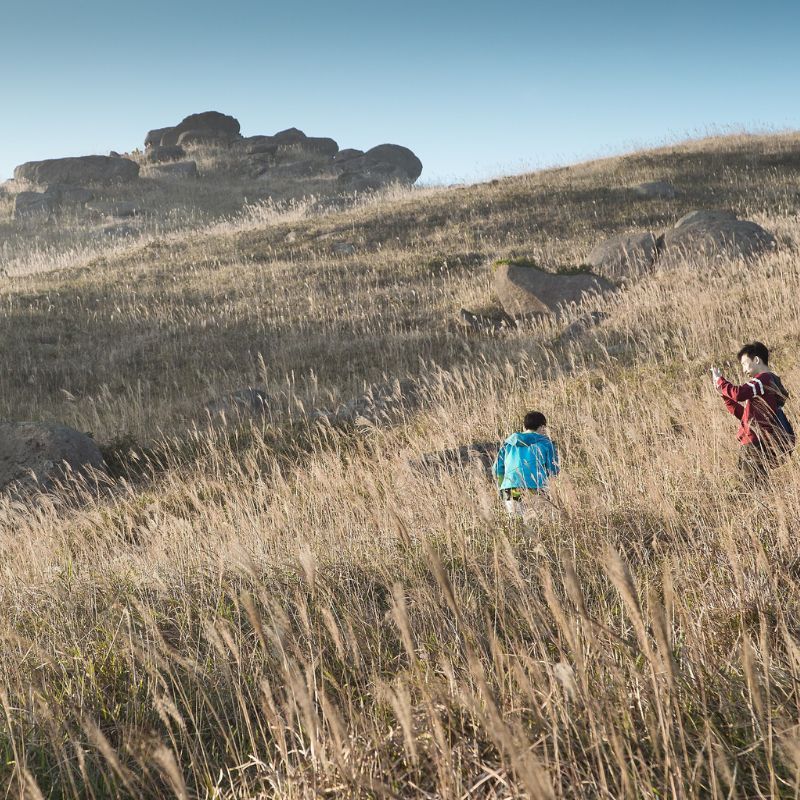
[{"xmin": 493, "ymin": 411, "xmax": 560, "ymax": 518}]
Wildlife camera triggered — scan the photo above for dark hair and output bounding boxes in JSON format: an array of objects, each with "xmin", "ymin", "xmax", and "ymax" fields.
[
  {"xmin": 737, "ymin": 341, "xmax": 770, "ymax": 365},
  {"xmin": 524, "ymin": 411, "xmax": 547, "ymax": 431}
]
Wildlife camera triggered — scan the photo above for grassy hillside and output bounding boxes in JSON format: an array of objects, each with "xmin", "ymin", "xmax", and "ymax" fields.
[{"xmin": 2, "ymin": 132, "xmax": 800, "ymax": 798}]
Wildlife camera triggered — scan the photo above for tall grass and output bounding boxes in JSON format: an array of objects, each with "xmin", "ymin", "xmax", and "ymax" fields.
[{"xmin": 2, "ymin": 132, "xmax": 800, "ymax": 797}]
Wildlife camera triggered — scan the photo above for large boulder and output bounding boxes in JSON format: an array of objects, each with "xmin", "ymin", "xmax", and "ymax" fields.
[
  {"xmin": 364, "ymin": 144, "xmax": 422, "ymax": 182},
  {"xmin": 494, "ymin": 263, "xmax": 615, "ymax": 318},
  {"xmin": 303, "ymin": 137, "xmax": 339, "ymax": 156},
  {"xmin": 586, "ymin": 231, "xmax": 657, "ymax": 280},
  {"xmin": 14, "ymin": 156, "xmax": 139, "ymax": 186},
  {"xmin": 661, "ymin": 210, "xmax": 776, "ymax": 262},
  {"xmin": 0, "ymin": 422, "xmax": 106, "ymax": 492},
  {"xmin": 273, "ymin": 127, "xmax": 307, "ymax": 146},
  {"xmin": 145, "ymin": 145, "xmax": 186, "ymax": 163},
  {"xmin": 337, "ymin": 160, "xmax": 411, "ymax": 191},
  {"xmin": 149, "ymin": 161, "xmax": 198, "ymax": 179},
  {"xmin": 13, "ymin": 191, "xmax": 57, "ymax": 219},
  {"xmin": 145, "ymin": 127, "xmax": 173, "ymax": 148},
  {"xmin": 174, "ymin": 111, "xmax": 240, "ymax": 140},
  {"xmin": 334, "ymin": 148, "xmax": 364, "ymax": 165},
  {"xmin": 241, "ymin": 136, "xmax": 278, "ymax": 156}
]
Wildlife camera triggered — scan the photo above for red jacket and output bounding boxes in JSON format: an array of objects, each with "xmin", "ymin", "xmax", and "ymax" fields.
[{"xmin": 717, "ymin": 371, "xmax": 786, "ymax": 445}]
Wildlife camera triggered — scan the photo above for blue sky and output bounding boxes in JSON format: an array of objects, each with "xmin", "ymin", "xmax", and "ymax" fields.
[{"xmin": 1, "ymin": 0, "xmax": 799, "ymax": 184}]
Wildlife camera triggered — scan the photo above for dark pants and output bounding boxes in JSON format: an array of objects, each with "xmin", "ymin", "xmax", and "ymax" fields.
[{"xmin": 738, "ymin": 441, "xmax": 778, "ymax": 488}]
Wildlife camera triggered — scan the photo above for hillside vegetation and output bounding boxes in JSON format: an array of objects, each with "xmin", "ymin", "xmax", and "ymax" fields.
[{"xmin": 2, "ymin": 132, "xmax": 800, "ymax": 798}]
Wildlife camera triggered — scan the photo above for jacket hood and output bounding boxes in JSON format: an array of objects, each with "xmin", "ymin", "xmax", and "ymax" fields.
[{"xmin": 506, "ymin": 431, "xmax": 549, "ymax": 447}]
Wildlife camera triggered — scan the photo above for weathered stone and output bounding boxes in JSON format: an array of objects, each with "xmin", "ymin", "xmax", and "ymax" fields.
[
  {"xmin": 633, "ymin": 180, "xmax": 677, "ymax": 199},
  {"xmin": 46, "ymin": 184, "xmax": 94, "ymax": 205},
  {"xmin": 494, "ymin": 263, "xmax": 615, "ymax": 318},
  {"xmin": 145, "ymin": 127, "xmax": 173, "ymax": 148},
  {"xmin": 174, "ymin": 111, "xmax": 240, "ymax": 140},
  {"xmin": 411, "ymin": 442, "xmax": 498, "ymax": 478},
  {"xmin": 14, "ymin": 156, "xmax": 139, "ymax": 186},
  {"xmin": 13, "ymin": 192, "xmax": 57, "ymax": 219},
  {"xmin": 586, "ymin": 231, "xmax": 657, "ymax": 280},
  {"xmin": 149, "ymin": 161, "xmax": 198, "ymax": 179},
  {"xmin": 243, "ymin": 136, "xmax": 278, "ymax": 156},
  {"xmin": 0, "ymin": 422, "xmax": 106, "ymax": 492},
  {"xmin": 333, "ymin": 148, "xmax": 364, "ymax": 164},
  {"xmin": 364, "ymin": 144, "xmax": 423, "ymax": 182},
  {"xmin": 177, "ymin": 129, "xmax": 235, "ymax": 146},
  {"xmin": 337, "ymin": 160, "xmax": 410, "ymax": 191},
  {"xmin": 303, "ymin": 137, "xmax": 339, "ymax": 156},
  {"xmin": 159, "ymin": 129, "xmax": 180, "ymax": 146},
  {"xmin": 661, "ymin": 209, "xmax": 776, "ymax": 262},
  {"xmin": 273, "ymin": 127, "xmax": 307, "ymax": 146},
  {"xmin": 145, "ymin": 145, "xmax": 186, "ymax": 163}
]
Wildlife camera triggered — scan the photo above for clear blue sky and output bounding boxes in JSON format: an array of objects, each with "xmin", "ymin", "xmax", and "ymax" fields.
[{"xmin": 1, "ymin": 0, "xmax": 799, "ymax": 185}]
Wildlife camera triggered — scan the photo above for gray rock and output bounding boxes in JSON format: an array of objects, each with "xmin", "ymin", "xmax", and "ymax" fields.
[
  {"xmin": 273, "ymin": 127, "xmax": 307, "ymax": 146},
  {"xmin": 145, "ymin": 145, "xmax": 186, "ymax": 163},
  {"xmin": 86, "ymin": 200, "xmax": 140, "ymax": 218},
  {"xmin": 586, "ymin": 231, "xmax": 657, "ymax": 280},
  {"xmin": 46, "ymin": 184, "xmax": 93, "ymax": 205},
  {"xmin": 333, "ymin": 148, "xmax": 364, "ymax": 165},
  {"xmin": 243, "ymin": 136, "xmax": 278, "ymax": 156},
  {"xmin": 303, "ymin": 137, "xmax": 339, "ymax": 157},
  {"xmin": 337, "ymin": 160, "xmax": 410, "ymax": 191},
  {"xmin": 174, "ymin": 111, "xmax": 240, "ymax": 140},
  {"xmin": 332, "ymin": 242, "xmax": 356, "ymax": 255},
  {"xmin": 494, "ymin": 263, "xmax": 615, "ymax": 318},
  {"xmin": 149, "ymin": 161, "xmax": 198, "ymax": 179},
  {"xmin": 145, "ymin": 127, "xmax": 173, "ymax": 148},
  {"xmin": 633, "ymin": 180, "xmax": 677, "ymax": 199},
  {"xmin": 0, "ymin": 422, "xmax": 106, "ymax": 492},
  {"xmin": 159, "ymin": 129, "xmax": 180, "ymax": 146},
  {"xmin": 662, "ymin": 209, "xmax": 776, "ymax": 262},
  {"xmin": 411, "ymin": 442, "xmax": 498, "ymax": 479},
  {"xmin": 364, "ymin": 144, "xmax": 423, "ymax": 182},
  {"xmin": 13, "ymin": 192, "xmax": 57, "ymax": 219},
  {"xmin": 14, "ymin": 156, "xmax": 139, "ymax": 186},
  {"xmin": 177, "ymin": 129, "xmax": 235, "ymax": 146}
]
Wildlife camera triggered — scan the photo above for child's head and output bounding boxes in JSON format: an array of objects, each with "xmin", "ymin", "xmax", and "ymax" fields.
[
  {"xmin": 523, "ymin": 411, "xmax": 547, "ymax": 432},
  {"xmin": 737, "ymin": 341, "xmax": 769, "ymax": 377}
]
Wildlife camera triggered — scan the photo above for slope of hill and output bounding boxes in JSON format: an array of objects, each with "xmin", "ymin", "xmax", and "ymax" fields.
[{"xmin": 2, "ymin": 132, "xmax": 800, "ymax": 798}]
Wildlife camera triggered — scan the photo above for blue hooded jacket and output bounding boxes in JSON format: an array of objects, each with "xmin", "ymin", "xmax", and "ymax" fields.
[{"xmin": 493, "ymin": 431, "xmax": 560, "ymax": 491}]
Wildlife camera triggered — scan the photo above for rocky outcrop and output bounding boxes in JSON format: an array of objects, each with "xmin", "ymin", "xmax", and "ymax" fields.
[
  {"xmin": 661, "ymin": 210, "xmax": 776, "ymax": 262},
  {"xmin": 494, "ymin": 263, "xmax": 615, "ymax": 318},
  {"xmin": 586, "ymin": 231, "xmax": 657, "ymax": 280},
  {"xmin": 145, "ymin": 145, "xmax": 186, "ymax": 163},
  {"xmin": 15, "ymin": 156, "xmax": 139, "ymax": 186},
  {"xmin": 0, "ymin": 422, "xmax": 106, "ymax": 492}
]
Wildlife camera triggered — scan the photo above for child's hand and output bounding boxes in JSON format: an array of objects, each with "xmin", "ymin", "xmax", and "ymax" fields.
[{"xmin": 711, "ymin": 366, "xmax": 722, "ymax": 383}]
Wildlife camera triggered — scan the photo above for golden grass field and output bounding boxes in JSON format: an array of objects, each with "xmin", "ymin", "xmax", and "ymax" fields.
[{"xmin": 2, "ymin": 131, "xmax": 800, "ymax": 798}]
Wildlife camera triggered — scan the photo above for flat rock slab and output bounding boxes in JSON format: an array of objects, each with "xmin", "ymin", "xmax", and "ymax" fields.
[
  {"xmin": 494, "ymin": 263, "xmax": 615, "ymax": 318},
  {"xmin": 662, "ymin": 209, "xmax": 776, "ymax": 262},
  {"xmin": 586, "ymin": 231, "xmax": 657, "ymax": 280},
  {"xmin": 14, "ymin": 156, "xmax": 139, "ymax": 186},
  {"xmin": 0, "ymin": 422, "xmax": 106, "ymax": 492},
  {"xmin": 411, "ymin": 442, "xmax": 498, "ymax": 478}
]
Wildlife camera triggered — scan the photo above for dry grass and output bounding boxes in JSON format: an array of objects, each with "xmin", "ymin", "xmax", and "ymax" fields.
[{"xmin": 2, "ymin": 131, "xmax": 800, "ymax": 797}]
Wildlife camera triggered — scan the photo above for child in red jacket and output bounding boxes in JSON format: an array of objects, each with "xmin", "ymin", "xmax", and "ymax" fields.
[{"xmin": 712, "ymin": 341, "xmax": 793, "ymax": 485}]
